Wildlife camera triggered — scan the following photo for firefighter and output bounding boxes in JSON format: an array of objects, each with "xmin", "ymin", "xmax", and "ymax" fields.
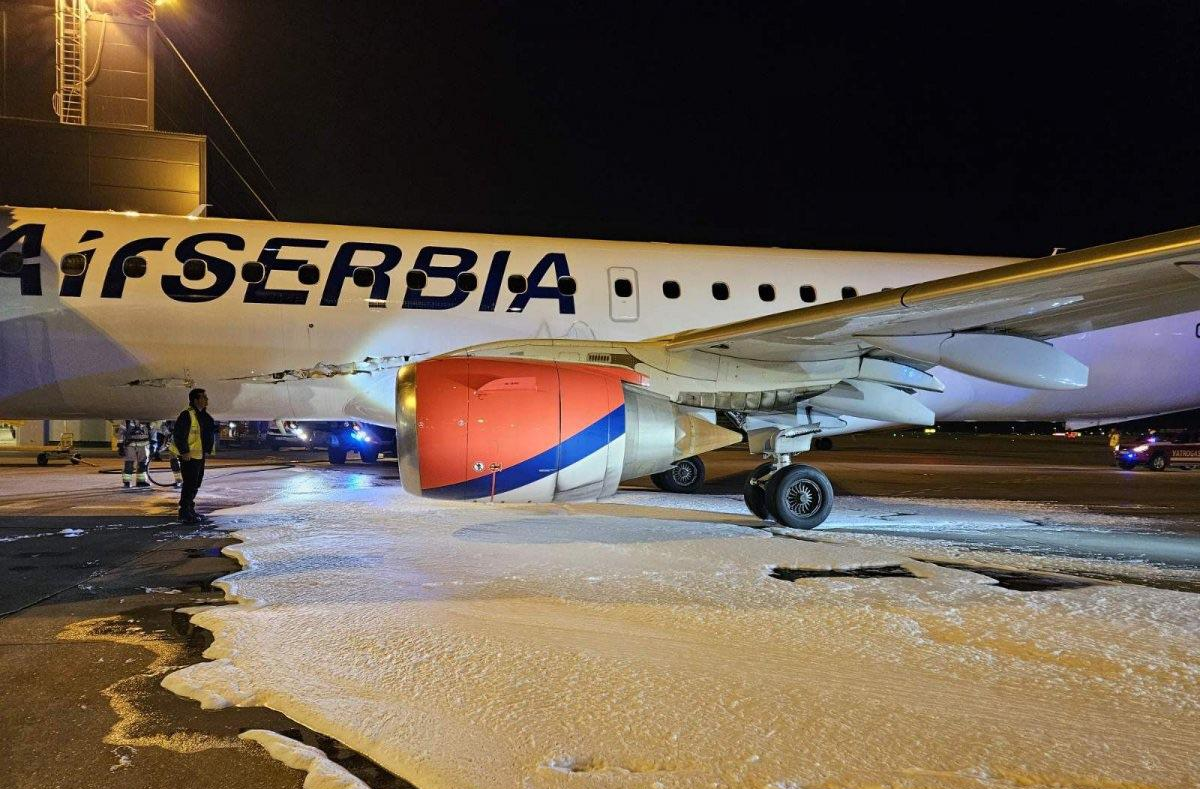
[{"xmin": 117, "ymin": 420, "xmax": 151, "ymax": 488}]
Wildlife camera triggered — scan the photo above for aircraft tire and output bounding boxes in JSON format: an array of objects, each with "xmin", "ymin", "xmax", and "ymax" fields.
[
  {"xmin": 1148, "ymin": 453, "xmax": 1169, "ymax": 471},
  {"xmin": 765, "ymin": 464, "xmax": 833, "ymax": 530},
  {"xmin": 360, "ymin": 447, "xmax": 380, "ymax": 464},
  {"xmin": 743, "ymin": 462, "xmax": 774, "ymax": 520},
  {"xmin": 650, "ymin": 455, "xmax": 705, "ymax": 493}
]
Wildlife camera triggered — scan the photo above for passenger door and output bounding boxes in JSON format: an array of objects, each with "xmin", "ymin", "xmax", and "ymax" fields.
[{"xmin": 607, "ymin": 267, "xmax": 639, "ymax": 321}]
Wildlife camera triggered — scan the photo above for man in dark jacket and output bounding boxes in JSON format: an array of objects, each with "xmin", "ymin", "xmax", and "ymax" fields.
[{"xmin": 173, "ymin": 388, "xmax": 216, "ymax": 523}]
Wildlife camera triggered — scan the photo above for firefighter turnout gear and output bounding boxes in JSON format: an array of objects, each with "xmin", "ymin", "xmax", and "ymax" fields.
[{"xmin": 117, "ymin": 420, "xmax": 151, "ymax": 488}]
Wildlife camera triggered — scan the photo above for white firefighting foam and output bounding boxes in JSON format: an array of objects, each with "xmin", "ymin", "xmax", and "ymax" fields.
[{"xmin": 163, "ymin": 488, "xmax": 1200, "ymax": 789}]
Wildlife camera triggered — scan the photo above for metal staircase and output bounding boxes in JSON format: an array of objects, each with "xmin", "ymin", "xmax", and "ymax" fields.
[{"xmin": 54, "ymin": 0, "xmax": 89, "ymax": 125}]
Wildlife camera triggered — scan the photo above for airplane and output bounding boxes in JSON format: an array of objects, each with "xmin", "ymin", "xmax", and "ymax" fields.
[{"xmin": 3, "ymin": 205, "xmax": 1199, "ymax": 528}]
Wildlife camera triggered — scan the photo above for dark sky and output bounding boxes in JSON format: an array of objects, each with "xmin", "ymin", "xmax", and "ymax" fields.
[{"xmin": 157, "ymin": 2, "xmax": 1200, "ymax": 257}]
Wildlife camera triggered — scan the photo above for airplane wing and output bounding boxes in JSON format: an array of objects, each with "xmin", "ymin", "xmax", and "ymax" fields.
[{"xmin": 659, "ymin": 224, "xmax": 1200, "ymax": 380}]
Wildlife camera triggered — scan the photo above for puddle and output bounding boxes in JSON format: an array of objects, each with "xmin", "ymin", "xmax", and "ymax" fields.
[
  {"xmin": 769, "ymin": 562, "xmax": 1097, "ymax": 592},
  {"xmin": 927, "ymin": 561, "xmax": 1096, "ymax": 591},
  {"xmin": 184, "ymin": 547, "xmax": 224, "ymax": 558},
  {"xmin": 770, "ymin": 565, "xmax": 917, "ymax": 582}
]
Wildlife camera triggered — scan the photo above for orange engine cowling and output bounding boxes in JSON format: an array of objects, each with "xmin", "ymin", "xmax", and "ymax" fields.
[{"xmin": 395, "ymin": 358, "xmax": 739, "ymax": 502}]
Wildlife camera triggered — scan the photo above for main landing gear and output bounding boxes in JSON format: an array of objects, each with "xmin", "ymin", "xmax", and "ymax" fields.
[
  {"xmin": 743, "ymin": 459, "xmax": 834, "ymax": 529},
  {"xmin": 650, "ymin": 455, "xmax": 706, "ymax": 494}
]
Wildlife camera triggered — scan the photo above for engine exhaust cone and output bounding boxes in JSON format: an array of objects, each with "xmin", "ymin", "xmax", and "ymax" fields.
[{"xmin": 674, "ymin": 413, "xmax": 741, "ymax": 460}]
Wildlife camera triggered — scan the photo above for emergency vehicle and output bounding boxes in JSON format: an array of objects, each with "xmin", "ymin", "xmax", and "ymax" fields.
[{"xmin": 1115, "ymin": 430, "xmax": 1200, "ymax": 471}]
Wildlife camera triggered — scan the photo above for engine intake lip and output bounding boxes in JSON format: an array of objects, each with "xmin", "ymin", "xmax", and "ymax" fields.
[{"xmin": 395, "ymin": 363, "xmax": 421, "ymax": 495}]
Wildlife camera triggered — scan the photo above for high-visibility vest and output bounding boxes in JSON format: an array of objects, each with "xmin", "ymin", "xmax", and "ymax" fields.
[{"xmin": 187, "ymin": 408, "xmax": 203, "ymax": 456}]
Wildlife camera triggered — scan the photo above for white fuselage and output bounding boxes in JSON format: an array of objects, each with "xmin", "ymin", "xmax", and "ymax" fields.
[{"xmin": 2, "ymin": 207, "xmax": 1198, "ymax": 426}]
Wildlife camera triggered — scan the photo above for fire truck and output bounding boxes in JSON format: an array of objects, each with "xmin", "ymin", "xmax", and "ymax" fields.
[{"xmin": 1115, "ymin": 430, "xmax": 1200, "ymax": 471}]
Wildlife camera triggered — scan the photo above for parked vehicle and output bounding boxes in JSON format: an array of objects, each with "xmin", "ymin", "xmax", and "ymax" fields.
[
  {"xmin": 1115, "ymin": 430, "xmax": 1200, "ymax": 471},
  {"xmin": 265, "ymin": 423, "xmax": 313, "ymax": 451},
  {"xmin": 324, "ymin": 422, "xmax": 394, "ymax": 464}
]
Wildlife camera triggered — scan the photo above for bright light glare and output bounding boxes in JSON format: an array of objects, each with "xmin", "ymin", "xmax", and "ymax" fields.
[{"xmin": 1132, "ymin": 444, "xmax": 1149, "ymax": 452}]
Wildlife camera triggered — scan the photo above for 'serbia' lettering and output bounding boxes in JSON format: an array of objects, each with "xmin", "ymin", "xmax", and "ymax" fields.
[
  {"xmin": 244, "ymin": 237, "xmax": 329, "ymax": 305},
  {"xmin": 403, "ymin": 247, "xmax": 477, "ymax": 310},
  {"xmin": 321, "ymin": 241, "xmax": 402, "ymax": 307}
]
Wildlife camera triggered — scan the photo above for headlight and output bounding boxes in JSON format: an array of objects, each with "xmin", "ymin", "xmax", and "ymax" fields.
[{"xmin": 1132, "ymin": 444, "xmax": 1150, "ymax": 453}]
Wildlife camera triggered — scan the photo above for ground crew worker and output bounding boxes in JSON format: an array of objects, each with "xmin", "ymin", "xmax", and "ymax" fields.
[
  {"xmin": 173, "ymin": 388, "xmax": 216, "ymax": 523},
  {"xmin": 117, "ymin": 420, "xmax": 151, "ymax": 488}
]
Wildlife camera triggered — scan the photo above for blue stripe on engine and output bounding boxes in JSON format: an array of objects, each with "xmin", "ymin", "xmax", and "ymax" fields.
[{"xmin": 423, "ymin": 404, "xmax": 626, "ymax": 500}]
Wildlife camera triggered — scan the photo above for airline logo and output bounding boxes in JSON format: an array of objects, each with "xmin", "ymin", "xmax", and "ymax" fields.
[{"xmin": 0, "ymin": 223, "xmax": 576, "ymax": 313}]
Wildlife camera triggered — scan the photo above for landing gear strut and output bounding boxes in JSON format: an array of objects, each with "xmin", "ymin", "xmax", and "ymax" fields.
[
  {"xmin": 650, "ymin": 455, "xmax": 706, "ymax": 493},
  {"xmin": 743, "ymin": 458, "xmax": 834, "ymax": 529}
]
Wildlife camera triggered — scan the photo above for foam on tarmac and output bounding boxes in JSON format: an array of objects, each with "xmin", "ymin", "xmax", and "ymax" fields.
[{"xmin": 163, "ymin": 487, "xmax": 1200, "ymax": 789}]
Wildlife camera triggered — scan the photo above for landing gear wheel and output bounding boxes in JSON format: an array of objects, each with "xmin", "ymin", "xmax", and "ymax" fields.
[
  {"xmin": 765, "ymin": 464, "xmax": 834, "ymax": 530},
  {"xmin": 36, "ymin": 452, "xmax": 49, "ymax": 466},
  {"xmin": 650, "ymin": 455, "xmax": 705, "ymax": 493},
  {"xmin": 742, "ymin": 462, "xmax": 774, "ymax": 520},
  {"xmin": 360, "ymin": 447, "xmax": 380, "ymax": 464},
  {"xmin": 328, "ymin": 446, "xmax": 347, "ymax": 465},
  {"xmin": 1148, "ymin": 454, "xmax": 1168, "ymax": 471}
]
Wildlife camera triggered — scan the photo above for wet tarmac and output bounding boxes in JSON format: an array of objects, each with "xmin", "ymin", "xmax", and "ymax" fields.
[{"xmin": 0, "ymin": 437, "xmax": 1197, "ymax": 787}]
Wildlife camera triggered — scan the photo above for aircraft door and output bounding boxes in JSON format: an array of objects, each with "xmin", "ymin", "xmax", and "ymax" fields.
[{"xmin": 608, "ymin": 267, "xmax": 639, "ymax": 321}]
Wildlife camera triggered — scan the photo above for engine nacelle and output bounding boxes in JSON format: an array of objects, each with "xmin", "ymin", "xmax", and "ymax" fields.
[{"xmin": 395, "ymin": 358, "xmax": 739, "ymax": 502}]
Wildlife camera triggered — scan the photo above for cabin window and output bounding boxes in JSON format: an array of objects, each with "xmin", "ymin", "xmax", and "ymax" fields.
[
  {"xmin": 457, "ymin": 271, "xmax": 477, "ymax": 292},
  {"xmin": 662, "ymin": 280, "xmax": 681, "ymax": 299},
  {"xmin": 183, "ymin": 258, "xmax": 208, "ymax": 282},
  {"xmin": 122, "ymin": 256, "xmax": 148, "ymax": 278},
  {"xmin": 507, "ymin": 274, "xmax": 528, "ymax": 294},
  {"xmin": 558, "ymin": 275, "xmax": 577, "ymax": 295},
  {"xmin": 405, "ymin": 269, "xmax": 427, "ymax": 290},
  {"xmin": 61, "ymin": 253, "xmax": 87, "ymax": 276},
  {"xmin": 241, "ymin": 261, "xmax": 265, "ymax": 283},
  {"xmin": 758, "ymin": 283, "xmax": 776, "ymax": 302},
  {"xmin": 800, "ymin": 284, "xmax": 816, "ymax": 303},
  {"xmin": 712, "ymin": 282, "xmax": 730, "ymax": 300},
  {"xmin": 841, "ymin": 286, "xmax": 858, "ymax": 299},
  {"xmin": 297, "ymin": 263, "xmax": 320, "ymax": 286},
  {"xmin": 613, "ymin": 278, "xmax": 633, "ymax": 298}
]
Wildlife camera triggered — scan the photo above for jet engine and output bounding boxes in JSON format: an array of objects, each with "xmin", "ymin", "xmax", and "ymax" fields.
[{"xmin": 395, "ymin": 358, "xmax": 740, "ymax": 502}]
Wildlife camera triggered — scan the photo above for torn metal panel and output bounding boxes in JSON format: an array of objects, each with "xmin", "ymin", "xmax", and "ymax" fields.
[{"xmin": 225, "ymin": 354, "xmax": 424, "ymax": 384}]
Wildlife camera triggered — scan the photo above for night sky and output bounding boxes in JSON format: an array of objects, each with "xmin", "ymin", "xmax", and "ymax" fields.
[{"xmin": 157, "ymin": 2, "xmax": 1200, "ymax": 257}]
